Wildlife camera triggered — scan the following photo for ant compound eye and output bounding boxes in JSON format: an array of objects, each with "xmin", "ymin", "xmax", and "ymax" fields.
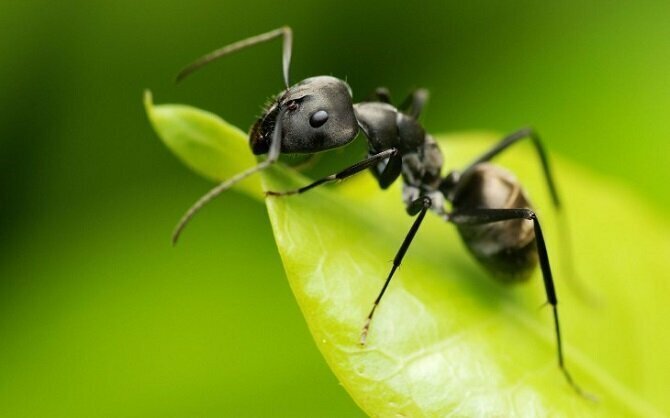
[
  {"xmin": 286, "ymin": 100, "xmax": 299, "ymax": 111},
  {"xmin": 309, "ymin": 110, "xmax": 329, "ymax": 128}
]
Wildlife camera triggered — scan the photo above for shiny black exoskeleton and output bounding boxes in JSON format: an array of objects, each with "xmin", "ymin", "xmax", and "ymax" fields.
[{"xmin": 171, "ymin": 27, "xmax": 590, "ymax": 398}]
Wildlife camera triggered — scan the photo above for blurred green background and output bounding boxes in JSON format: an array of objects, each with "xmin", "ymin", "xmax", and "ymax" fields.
[{"xmin": 1, "ymin": 1, "xmax": 669, "ymax": 417}]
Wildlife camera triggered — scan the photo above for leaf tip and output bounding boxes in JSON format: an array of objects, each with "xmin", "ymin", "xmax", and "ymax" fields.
[{"xmin": 143, "ymin": 89, "xmax": 154, "ymax": 115}]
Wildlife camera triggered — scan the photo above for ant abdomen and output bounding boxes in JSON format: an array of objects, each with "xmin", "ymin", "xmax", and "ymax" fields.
[{"xmin": 452, "ymin": 163, "xmax": 538, "ymax": 281}]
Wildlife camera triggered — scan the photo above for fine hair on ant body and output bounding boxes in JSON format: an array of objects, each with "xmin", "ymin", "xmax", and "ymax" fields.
[{"xmin": 172, "ymin": 26, "xmax": 591, "ymax": 398}]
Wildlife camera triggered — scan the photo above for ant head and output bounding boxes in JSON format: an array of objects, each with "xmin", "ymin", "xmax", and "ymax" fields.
[{"xmin": 250, "ymin": 76, "xmax": 359, "ymax": 155}]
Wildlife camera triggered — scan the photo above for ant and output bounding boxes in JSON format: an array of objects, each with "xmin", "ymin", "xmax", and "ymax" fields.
[{"xmin": 172, "ymin": 26, "xmax": 590, "ymax": 398}]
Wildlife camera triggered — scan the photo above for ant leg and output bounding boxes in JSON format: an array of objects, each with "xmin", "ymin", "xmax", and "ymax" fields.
[
  {"xmin": 367, "ymin": 87, "xmax": 428, "ymax": 119},
  {"xmin": 266, "ymin": 148, "xmax": 399, "ymax": 196},
  {"xmin": 367, "ymin": 87, "xmax": 392, "ymax": 103},
  {"xmin": 458, "ymin": 127, "xmax": 559, "ymax": 207},
  {"xmin": 449, "ymin": 208, "xmax": 593, "ymax": 399},
  {"xmin": 370, "ymin": 150, "xmax": 403, "ymax": 189},
  {"xmin": 172, "ymin": 109, "xmax": 287, "ymax": 244},
  {"xmin": 398, "ymin": 88, "xmax": 429, "ymax": 119},
  {"xmin": 456, "ymin": 128, "xmax": 593, "ymax": 302},
  {"xmin": 176, "ymin": 26, "xmax": 293, "ymax": 88},
  {"xmin": 360, "ymin": 195, "xmax": 432, "ymax": 345}
]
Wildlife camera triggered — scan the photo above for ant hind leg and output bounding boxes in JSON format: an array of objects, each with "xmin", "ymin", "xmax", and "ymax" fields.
[{"xmin": 449, "ymin": 207, "xmax": 595, "ymax": 400}]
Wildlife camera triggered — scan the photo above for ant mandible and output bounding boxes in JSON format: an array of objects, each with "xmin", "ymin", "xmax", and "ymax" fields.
[{"xmin": 172, "ymin": 26, "xmax": 589, "ymax": 398}]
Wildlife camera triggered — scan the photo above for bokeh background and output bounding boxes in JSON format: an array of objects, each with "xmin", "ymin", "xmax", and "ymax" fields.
[{"xmin": 1, "ymin": 1, "xmax": 669, "ymax": 417}]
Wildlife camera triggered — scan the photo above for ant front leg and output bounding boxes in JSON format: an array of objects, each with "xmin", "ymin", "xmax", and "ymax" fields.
[
  {"xmin": 369, "ymin": 149, "xmax": 403, "ymax": 189},
  {"xmin": 449, "ymin": 208, "xmax": 594, "ymax": 399},
  {"xmin": 361, "ymin": 195, "xmax": 432, "ymax": 345},
  {"xmin": 266, "ymin": 148, "xmax": 399, "ymax": 196}
]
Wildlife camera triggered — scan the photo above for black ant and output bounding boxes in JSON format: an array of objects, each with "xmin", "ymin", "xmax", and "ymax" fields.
[{"xmin": 172, "ymin": 26, "xmax": 590, "ymax": 398}]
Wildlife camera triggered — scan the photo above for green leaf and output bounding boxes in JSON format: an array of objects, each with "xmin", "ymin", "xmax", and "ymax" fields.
[
  {"xmin": 144, "ymin": 90, "xmax": 263, "ymax": 199},
  {"xmin": 145, "ymin": 93, "xmax": 670, "ymax": 417}
]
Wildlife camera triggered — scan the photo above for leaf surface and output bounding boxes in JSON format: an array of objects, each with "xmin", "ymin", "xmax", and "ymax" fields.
[{"xmin": 145, "ymin": 92, "xmax": 670, "ymax": 417}]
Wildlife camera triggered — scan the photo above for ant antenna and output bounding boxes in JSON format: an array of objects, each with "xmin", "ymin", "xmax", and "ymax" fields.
[
  {"xmin": 176, "ymin": 26, "xmax": 293, "ymax": 89},
  {"xmin": 171, "ymin": 108, "xmax": 286, "ymax": 245},
  {"xmin": 171, "ymin": 27, "xmax": 294, "ymax": 244}
]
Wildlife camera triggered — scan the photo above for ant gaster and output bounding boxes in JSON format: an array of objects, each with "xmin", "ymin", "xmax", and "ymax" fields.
[{"xmin": 173, "ymin": 26, "xmax": 590, "ymax": 398}]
